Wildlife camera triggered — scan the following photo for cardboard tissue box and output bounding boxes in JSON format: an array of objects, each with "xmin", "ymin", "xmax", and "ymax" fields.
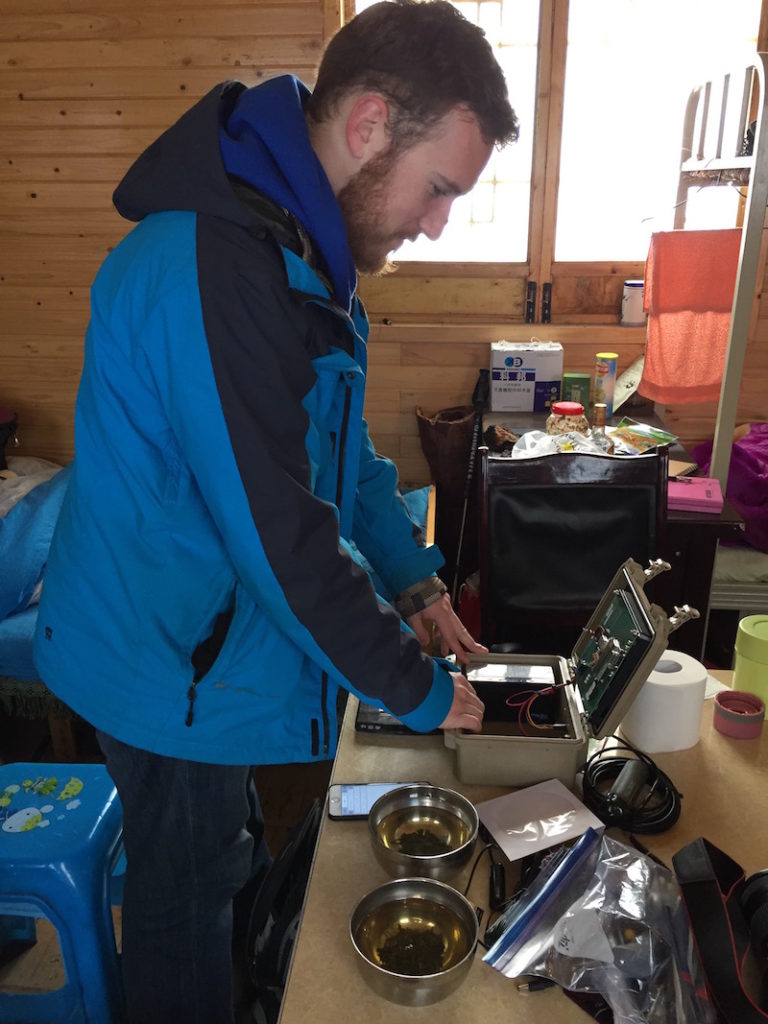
[{"xmin": 490, "ymin": 340, "xmax": 563, "ymax": 412}]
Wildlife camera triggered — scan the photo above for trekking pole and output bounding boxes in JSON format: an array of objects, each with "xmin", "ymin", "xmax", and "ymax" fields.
[{"xmin": 451, "ymin": 368, "xmax": 490, "ymax": 607}]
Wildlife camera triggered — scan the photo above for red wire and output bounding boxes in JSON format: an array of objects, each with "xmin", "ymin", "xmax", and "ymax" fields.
[{"xmin": 504, "ymin": 681, "xmax": 573, "ymax": 733}]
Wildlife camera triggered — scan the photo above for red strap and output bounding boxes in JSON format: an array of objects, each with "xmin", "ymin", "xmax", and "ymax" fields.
[{"xmin": 673, "ymin": 837, "xmax": 768, "ymax": 1023}]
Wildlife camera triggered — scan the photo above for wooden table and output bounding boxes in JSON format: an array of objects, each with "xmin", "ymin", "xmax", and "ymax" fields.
[{"xmin": 278, "ymin": 671, "xmax": 768, "ymax": 1023}]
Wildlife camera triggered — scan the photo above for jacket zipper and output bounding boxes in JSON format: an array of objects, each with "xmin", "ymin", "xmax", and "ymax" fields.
[
  {"xmin": 316, "ymin": 376, "xmax": 351, "ymax": 757},
  {"xmin": 311, "ymin": 674, "xmax": 331, "ymax": 756},
  {"xmin": 320, "ymin": 671, "xmax": 330, "ymax": 755},
  {"xmin": 335, "ymin": 377, "xmax": 353, "ymax": 510},
  {"xmin": 311, "ymin": 718, "xmax": 319, "ymax": 757},
  {"xmin": 185, "ymin": 682, "xmax": 198, "ymax": 726}
]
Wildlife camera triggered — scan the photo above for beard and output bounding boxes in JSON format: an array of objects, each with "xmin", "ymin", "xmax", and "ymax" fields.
[{"xmin": 336, "ymin": 148, "xmax": 406, "ymax": 276}]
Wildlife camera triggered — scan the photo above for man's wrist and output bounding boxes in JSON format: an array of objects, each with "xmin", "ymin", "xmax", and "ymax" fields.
[{"xmin": 394, "ymin": 575, "xmax": 447, "ymax": 618}]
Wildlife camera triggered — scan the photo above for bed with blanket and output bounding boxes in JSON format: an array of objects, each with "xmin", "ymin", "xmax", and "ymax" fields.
[
  {"xmin": 0, "ymin": 457, "xmax": 76, "ymax": 757},
  {"xmin": 693, "ymin": 424, "xmax": 768, "ymax": 622}
]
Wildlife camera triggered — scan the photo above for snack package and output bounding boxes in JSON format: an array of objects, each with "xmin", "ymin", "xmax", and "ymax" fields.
[{"xmin": 610, "ymin": 418, "xmax": 678, "ymax": 456}]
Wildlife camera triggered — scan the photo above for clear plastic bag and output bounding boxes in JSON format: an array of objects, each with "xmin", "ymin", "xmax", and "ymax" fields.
[
  {"xmin": 508, "ymin": 429, "xmax": 604, "ymax": 457},
  {"xmin": 484, "ymin": 829, "xmax": 716, "ymax": 1024}
]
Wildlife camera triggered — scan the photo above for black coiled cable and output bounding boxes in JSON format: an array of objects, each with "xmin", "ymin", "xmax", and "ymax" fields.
[{"xmin": 580, "ymin": 736, "xmax": 683, "ymax": 834}]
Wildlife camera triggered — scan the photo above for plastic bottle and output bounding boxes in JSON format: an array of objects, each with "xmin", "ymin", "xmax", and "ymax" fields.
[
  {"xmin": 594, "ymin": 352, "xmax": 618, "ymax": 417},
  {"xmin": 591, "ymin": 402, "xmax": 615, "ymax": 453}
]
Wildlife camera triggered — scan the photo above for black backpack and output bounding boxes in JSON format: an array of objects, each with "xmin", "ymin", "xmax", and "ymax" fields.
[{"xmin": 243, "ymin": 798, "xmax": 322, "ymax": 1024}]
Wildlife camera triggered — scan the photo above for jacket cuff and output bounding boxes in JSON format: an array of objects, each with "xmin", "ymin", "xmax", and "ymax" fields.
[
  {"xmin": 396, "ymin": 661, "xmax": 454, "ymax": 733},
  {"xmin": 394, "ymin": 575, "xmax": 447, "ymax": 619},
  {"xmin": 377, "ymin": 542, "xmax": 444, "ymax": 596}
]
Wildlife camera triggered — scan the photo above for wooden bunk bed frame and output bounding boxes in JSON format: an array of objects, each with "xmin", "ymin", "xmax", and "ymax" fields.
[
  {"xmin": 675, "ymin": 55, "xmax": 768, "ymax": 627},
  {"xmin": 675, "ymin": 53, "xmax": 768, "ymax": 487}
]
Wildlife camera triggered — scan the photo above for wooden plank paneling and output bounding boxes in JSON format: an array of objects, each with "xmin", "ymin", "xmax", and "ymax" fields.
[
  {"xmin": 0, "ymin": 234, "xmax": 126, "ymax": 268},
  {"xmin": 550, "ymin": 262, "xmax": 646, "ymax": 321},
  {"xmin": 359, "ymin": 261, "xmax": 529, "ymax": 322},
  {"xmin": 366, "ymin": 321, "xmax": 648, "ymax": 352},
  {"xmin": 2, "ymin": 285, "xmax": 91, "ymax": 310},
  {"xmin": 2, "ymin": 209, "xmax": 132, "ymax": 234},
  {"xmin": 0, "ymin": 98, "xmax": 205, "ymax": 128},
  {"xmin": 6, "ymin": 127, "xmax": 169, "ymax": 156},
  {"xmin": 359, "ymin": 275, "xmax": 526, "ymax": 322},
  {"xmin": 2, "ymin": 215, "xmax": 130, "ymax": 242},
  {"xmin": 0, "ymin": 8, "xmax": 322, "ymax": 42},
  {"xmin": 0, "ymin": 68, "xmax": 311, "ymax": 101},
  {"xmin": 324, "ymin": 0, "xmax": 343, "ymax": 39},
  {"xmin": 1, "ymin": 182, "xmax": 117, "ymax": 207},
  {"xmin": 0, "ymin": 38, "xmax": 321, "ymax": 70},
  {"xmin": 4, "ymin": 335, "xmax": 85, "ymax": 358},
  {"xmin": 0, "ymin": 155, "xmax": 143, "ymax": 182},
  {"xmin": 2, "ymin": 0, "xmax": 319, "ymax": 11},
  {"xmin": 1, "ymin": 1, "xmax": 328, "ymax": 465}
]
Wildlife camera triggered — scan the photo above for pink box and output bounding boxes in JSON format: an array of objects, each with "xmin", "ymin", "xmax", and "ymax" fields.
[{"xmin": 668, "ymin": 476, "xmax": 723, "ymax": 513}]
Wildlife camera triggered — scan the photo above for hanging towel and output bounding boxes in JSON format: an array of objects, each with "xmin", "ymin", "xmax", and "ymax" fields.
[{"xmin": 639, "ymin": 228, "xmax": 741, "ymax": 403}]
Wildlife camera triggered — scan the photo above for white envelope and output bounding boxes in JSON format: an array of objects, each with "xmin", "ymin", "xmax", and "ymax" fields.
[{"xmin": 476, "ymin": 778, "xmax": 604, "ymax": 862}]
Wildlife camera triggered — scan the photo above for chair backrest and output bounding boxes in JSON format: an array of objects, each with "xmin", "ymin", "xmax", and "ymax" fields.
[{"xmin": 478, "ymin": 445, "xmax": 669, "ymax": 653}]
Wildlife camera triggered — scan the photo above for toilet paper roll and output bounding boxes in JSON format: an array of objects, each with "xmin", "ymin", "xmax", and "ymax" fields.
[{"xmin": 620, "ymin": 650, "xmax": 707, "ymax": 753}]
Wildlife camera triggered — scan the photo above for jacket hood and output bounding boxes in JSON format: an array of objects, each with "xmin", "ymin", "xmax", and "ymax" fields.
[{"xmin": 113, "ymin": 76, "xmax": 357, "ymax": 311}]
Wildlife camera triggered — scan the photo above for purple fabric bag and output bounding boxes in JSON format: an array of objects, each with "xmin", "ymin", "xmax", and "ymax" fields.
[{"xmin": 692, "ymin": 423, "xmax": 768, "ymax": 553}]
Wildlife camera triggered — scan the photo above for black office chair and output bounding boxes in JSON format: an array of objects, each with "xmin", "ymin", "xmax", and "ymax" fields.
[{"xmin": 477, "ymin": 445, "xmax": 669, "ymax": 654}]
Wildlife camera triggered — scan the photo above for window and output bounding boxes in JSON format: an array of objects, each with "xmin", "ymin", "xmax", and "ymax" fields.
[
  {"xmin": 556, "ymin": 0, "xmax": 761, "ymax": 260},
  {"xmin": 349, "ymin": 0, "xmax": 762, "ymax": 321},
  {"xmin": 355, "ymin": 0, "xmax": 539, "ymax": 263}
]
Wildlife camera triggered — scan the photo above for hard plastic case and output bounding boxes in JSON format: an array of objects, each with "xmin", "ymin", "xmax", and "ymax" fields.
[{"xmin": 444, "ymin": 559, "xmax": 697, "ymax": 788}]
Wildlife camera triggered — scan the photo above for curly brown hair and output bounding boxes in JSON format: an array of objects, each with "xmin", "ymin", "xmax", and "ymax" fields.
[{"xmin": 306, "ymin": 0, "xmax": 519, "ymax": 152}]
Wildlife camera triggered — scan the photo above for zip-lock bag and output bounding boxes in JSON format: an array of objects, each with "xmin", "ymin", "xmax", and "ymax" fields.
[{"xmin": 484, "ymin": 828, "xmax": 716, "ymax": 1024}]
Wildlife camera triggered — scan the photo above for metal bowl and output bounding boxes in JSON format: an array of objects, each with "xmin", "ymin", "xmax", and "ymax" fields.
[
  {"xmin": 368, "ymin": 784, "xmax": 479, "ymax": 881},
  {"xmin": 350, "ymin": 876, "xmax": 478, "ymax": 1006}
]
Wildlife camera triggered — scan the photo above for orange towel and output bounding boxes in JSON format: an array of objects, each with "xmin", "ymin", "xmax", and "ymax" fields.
[{"xmin": 639, "ymin": 229, "xmax": 741, "ymax": 403}]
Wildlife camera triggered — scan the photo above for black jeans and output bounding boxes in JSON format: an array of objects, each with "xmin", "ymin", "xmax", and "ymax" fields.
[{"xmin": 96, "ymin": 730, "xmax": 271, "ymax": 1024}]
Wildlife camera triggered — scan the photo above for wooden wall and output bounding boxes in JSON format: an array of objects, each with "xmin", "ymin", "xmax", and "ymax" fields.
[
  {"xmin": 0, "ymin": 0, "xmax": 339, "ymax": 461},
  {"xmin": 1, "ymin": 0, "xmax": 766, "ymax": 486}
]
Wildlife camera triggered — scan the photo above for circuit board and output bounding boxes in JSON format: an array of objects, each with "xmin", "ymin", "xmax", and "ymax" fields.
[{"xmin": 572, "ymin": 587, "xmax": 653, "ymax": 722}]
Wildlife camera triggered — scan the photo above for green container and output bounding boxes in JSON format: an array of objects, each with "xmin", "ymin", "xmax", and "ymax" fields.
[
  {"xmin": 733, "ymin": 614, "xmax": 768, "ymax": 718},
  {"xmin": 562, "ymin": 372, "xmax": 592, "ymax": 409}
]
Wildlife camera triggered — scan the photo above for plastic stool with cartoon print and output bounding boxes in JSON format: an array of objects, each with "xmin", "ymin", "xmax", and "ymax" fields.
[{"xmin": 0, "ymin": 762, "xmax": 124, "ymax": 1023}]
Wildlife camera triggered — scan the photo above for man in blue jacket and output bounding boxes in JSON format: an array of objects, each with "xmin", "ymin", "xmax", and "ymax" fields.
[{"xmin": 34, "ymin": 1, "xmax": 518, "ymax": 1019}]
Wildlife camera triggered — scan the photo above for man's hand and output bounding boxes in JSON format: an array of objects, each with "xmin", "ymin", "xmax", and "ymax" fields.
[
  {"xmin": 438, "ymin": 672, "xmax": 484, "ymax": 733},
  {"xmin": 407, "ymin": 593, "xmax": 488, "ymax": 666}
]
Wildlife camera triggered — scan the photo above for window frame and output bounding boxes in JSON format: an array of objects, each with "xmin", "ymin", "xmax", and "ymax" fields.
[{"xmin": 333, "ymin": 0, "xmax": 766, "ymax": 326}]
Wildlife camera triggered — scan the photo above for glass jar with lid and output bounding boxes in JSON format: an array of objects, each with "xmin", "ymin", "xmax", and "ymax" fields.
[{"xmin": 546, "ymin": 400, "xmax": 590, "ymax": 436}]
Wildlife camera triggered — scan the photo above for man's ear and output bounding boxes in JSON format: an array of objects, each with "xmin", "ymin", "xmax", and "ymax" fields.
[{"xmin": 345, "ymin": 93, "xmax": 390, "ymax": 162}]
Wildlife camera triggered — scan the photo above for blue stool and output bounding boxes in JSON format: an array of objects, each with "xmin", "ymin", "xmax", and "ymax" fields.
[{"xmin": 0, "ymin": 762, "xmax": 124, "ymax": 1023}]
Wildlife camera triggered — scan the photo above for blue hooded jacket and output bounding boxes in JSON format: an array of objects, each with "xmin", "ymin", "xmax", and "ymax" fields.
[{"xmin": 33, "ymin": 76, "xmax": 454, "ymax": 765}]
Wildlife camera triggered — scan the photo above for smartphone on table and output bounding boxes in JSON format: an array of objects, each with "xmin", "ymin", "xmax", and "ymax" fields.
[{"xmin": 327, "ymin": 781, "xmax": 430, "ymax": 820}]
